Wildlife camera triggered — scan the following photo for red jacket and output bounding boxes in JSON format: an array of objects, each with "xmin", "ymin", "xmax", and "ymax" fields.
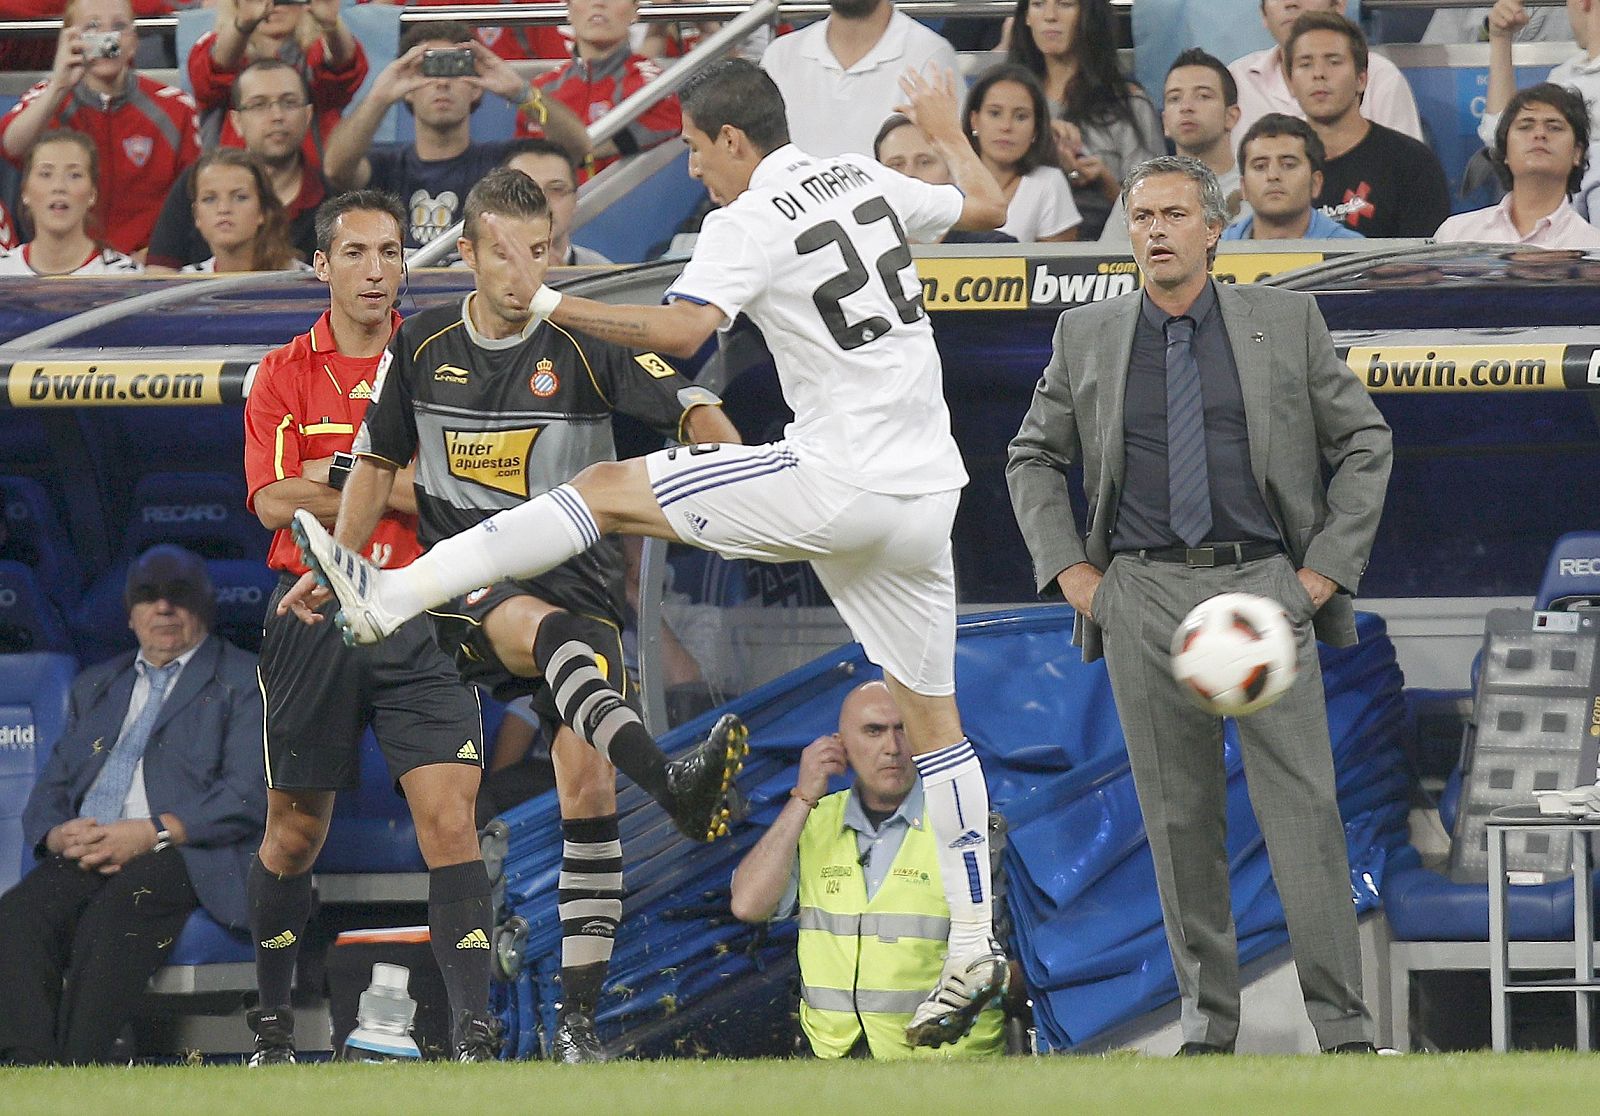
[
  {"xmin": 0, "ymin": 71, "xmax": 201, "ymax": 253},
  {"xmin": 187, "ymin": 31, "xmax": 367, "ymax": 168},
  {"xmin": 355, "ymin": 0, "xmax": 569, "ymax": 60},
  {"xmin": 519, "ymin": 44, "xmax": 679, "ymax": 177}
]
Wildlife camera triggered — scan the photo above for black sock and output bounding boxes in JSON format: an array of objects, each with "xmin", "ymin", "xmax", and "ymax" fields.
[
  {"xmin": 249, "ymin": 855, "xmax": 312, "ymax": 1014},
  {"xmin": 558, "ymin": 814, "xmax": 622, "ymax": 1020},
  {"xmin": 533, "ymin": 612, "xmax": 670, "ymax": 804},
  {"xmin": 428, "ymin": 859, "xmax": 492, "ymax": 1041}
]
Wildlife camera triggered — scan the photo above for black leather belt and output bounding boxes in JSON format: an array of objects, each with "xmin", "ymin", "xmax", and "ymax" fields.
[{"xmin": 1132, "ymin": 541, "xmax": 1282, "ymax": 567}]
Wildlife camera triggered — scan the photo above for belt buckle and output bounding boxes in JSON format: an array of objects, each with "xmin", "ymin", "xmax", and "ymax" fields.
[{"xmin": 1185, "ymin": 547, "xmax": 1215, "ymax": 567}]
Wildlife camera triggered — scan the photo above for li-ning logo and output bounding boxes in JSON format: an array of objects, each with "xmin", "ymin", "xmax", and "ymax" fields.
[
  {"xmin": 580, "ymin": 919, "xmax": 613, "ymax": 936},
  {"xmin": 947, "ymin": 829, "xmax": 984, "ymax": 850},
  {"xmin": 260, "ymin": 930, "xmax": 297, "ymax": 950},
  {"xmin": 456, "ymin": 928, "xmax": 491, "ymax": 950}
]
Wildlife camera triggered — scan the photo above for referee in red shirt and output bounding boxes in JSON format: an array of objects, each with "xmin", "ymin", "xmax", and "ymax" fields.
[{"xmin": 242, "ymin": 190, "xmax": 498, "ymax": 1065}]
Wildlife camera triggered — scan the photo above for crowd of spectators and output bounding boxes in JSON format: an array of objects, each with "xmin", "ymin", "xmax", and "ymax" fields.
[{"xmin": 3, "ymin": 0, "xmax": 1600, "ymax": 265}]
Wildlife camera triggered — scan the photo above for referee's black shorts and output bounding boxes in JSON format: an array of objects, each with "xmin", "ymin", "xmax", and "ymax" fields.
[
  {"xmin": 427, "ymin": 578, "xmax": 632, "ymax": 741},
  {"xmin": 259, "ymin": 574, "xmax": 484, "ymax": 792}
]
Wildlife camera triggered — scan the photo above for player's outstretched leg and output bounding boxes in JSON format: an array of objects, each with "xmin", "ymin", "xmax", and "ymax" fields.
[
  {"xmin": 291, "ymin": 480, "xmax": 605, "ymax": 647},
  {"xmin": 888, "ymin": 680, "xmax": 1009, "ymax": 1049}
]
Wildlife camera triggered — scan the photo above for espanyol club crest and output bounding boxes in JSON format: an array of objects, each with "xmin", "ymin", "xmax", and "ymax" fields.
[
  {"xmin": 122, "ymin": 135, "xmax": 153, "ymax": 168},
  {"xmin": 530, "ymin": 359, "xmax": 558, "ymax": 398}
]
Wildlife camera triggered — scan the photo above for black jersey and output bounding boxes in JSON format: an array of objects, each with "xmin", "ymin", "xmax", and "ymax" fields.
[{"xmin": 356, "ymin": 295, "xmax": 718, "ymax": 620}]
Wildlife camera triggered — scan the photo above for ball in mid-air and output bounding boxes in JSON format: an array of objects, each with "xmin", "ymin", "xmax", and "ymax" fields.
[{"xmin": 1170, "ymin": 592, "xmax": 1299, "ymax": 716}]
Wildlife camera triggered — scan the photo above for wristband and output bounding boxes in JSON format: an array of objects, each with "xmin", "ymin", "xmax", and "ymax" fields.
[
  {"xmin": 530, "ymin": 284, "xmax": 563, "ymax": 319},
  {"xmin": 789, "ymin": 788, "xmax": 819, "ymax": 810},
  {"xmin": 327, "ymin": 450, "xmax": 355, "ymax": 491}
]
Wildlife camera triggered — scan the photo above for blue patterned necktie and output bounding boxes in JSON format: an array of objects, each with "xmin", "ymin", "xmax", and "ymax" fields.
[
  {"xmin": 79, "ymin": 658, "xmax": 181, "ymax": 823},
  {"xmin": 1165, "ymin": 315, "xmax": 1214, "ymax": 548}
]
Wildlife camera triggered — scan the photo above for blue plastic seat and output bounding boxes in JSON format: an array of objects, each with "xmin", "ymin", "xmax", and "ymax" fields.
[
  {"xmin": 0, "ymin": 476, "xmax": 83, "ymax": 611},
  {"xmin": 1535, "ymin": 531, "xmax": 1600, "ymax": 610},
  {"xmin": 0, "ymin": 561, "xmax": 71, "ymax": 656},
  {"xmin": 165, "ymin": 908, "xmax": 253, "ymax": 967},
  {"xmin": 122, "ymin": 472, "xmax": 271, "ymax": 562},
  {"xmin": 0, "ymin": 652, "xmax": 75, "ymax": 893},
  {"xmin": 316, "ymin": 728, "xmax": 426, "ymax": 874}
]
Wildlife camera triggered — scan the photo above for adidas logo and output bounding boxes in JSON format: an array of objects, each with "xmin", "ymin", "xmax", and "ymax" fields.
[
  {"xmin": 348, "ymin": 379, "xmax": 374, "ymax": 400},
  {"xmin": 260, "ymin": 930, "xmax": 297, "ymax": 950},
  {"xmin": 458, "ymin": 739, "xmax": 480, "ymax": 761},
  {"xmin": 457, "ymin": 928, "xmax": 491, "ymax": 950},
  {"xmin": 947, "ymin": 829, "xmax": 985, "ymax": 850},
  {"xmin": 684, "ymin": 512, "xmax": 708, "ymax": 537}
]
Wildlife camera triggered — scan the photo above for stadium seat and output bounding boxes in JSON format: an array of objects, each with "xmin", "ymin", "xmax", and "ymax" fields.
[
  {"xmin": 0, "ymin": 561, "xmax": 72, "ymax": 656},
  {"xmin": 1535, "ymin": 532, "xmax": 1600, "ymax": 610},
  {"xmin": 316, "ymin": 728, "xmax": 426, "ymax": 876},
  {"xmin": 121, "ymin": 472, "xmax": 272, "ymax": 562},
  {"xmin": 0, "ymin": 476, "xmax": 83, "ymax": 611},
  {"xmin": 0, "ymin": 652, "xmax": 75, "ymax": 893}
]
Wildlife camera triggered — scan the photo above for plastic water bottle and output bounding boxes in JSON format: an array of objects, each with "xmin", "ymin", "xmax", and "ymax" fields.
[{"xmin": 342, "ymin": 963, "xmax": 422, "ymax": 1062}]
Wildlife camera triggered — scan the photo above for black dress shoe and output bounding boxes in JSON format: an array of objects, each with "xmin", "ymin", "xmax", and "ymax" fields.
[
  {"xmin": 1324, "ymin": 1041, "xmax": 1377, "ymax": 1054},
  {"xmin": 1175, "ymin": 1041, "xmax": 1232, "ymax": 1055}
]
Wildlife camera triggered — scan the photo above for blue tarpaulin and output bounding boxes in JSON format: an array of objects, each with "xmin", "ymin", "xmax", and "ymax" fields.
[{"xmin": 492, "ymin": 605, "xmax": 1410, "ymax": 1055}]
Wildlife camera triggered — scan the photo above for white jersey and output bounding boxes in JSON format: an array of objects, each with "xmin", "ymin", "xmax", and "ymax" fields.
[
  {"xmin": 0, "ymin": 243, "xmax": 141, "ymax": 276},
  {"xmin": 667, "ymin": 144, "xmax": 968, "ymax": 496}
]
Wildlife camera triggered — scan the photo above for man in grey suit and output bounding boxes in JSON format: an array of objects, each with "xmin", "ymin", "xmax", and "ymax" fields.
[
  {"xmin": 1006, "ymin": 155, "xmax": 1391, "ymax": 1054},
  {"xmin": 0, "ymin": 545, "xmax": 265, "ymax": 1064}
]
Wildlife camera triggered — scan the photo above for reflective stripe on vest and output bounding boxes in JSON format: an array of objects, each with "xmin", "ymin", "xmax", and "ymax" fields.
[
  {"xmin": 794, "ymin": 790, "xmax": 1002, "ymax": 1059},
  {"xmin": 796, "ymin": 908, "xmax": 950, "ymax": 943}
]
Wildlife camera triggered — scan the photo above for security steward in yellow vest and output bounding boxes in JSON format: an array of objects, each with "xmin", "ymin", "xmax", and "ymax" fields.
[{"xmin": 730, "ymin": 681, "xmax": 1004, "ymax": 1059}]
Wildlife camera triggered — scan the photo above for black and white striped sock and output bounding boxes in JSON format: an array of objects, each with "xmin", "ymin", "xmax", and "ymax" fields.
[
  {"xmin": 533, "ymin": 612, "xmax": 670, "ymax": 803},
  {"xmin": 558, "ymin": 814, "xmax": 622, "ymax": 1019}
]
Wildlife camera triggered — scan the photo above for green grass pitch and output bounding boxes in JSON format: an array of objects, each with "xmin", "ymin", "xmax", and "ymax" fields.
[{"xmin": 7, "ymin": 1053, "xmax": 1600, "ymax": 1116}]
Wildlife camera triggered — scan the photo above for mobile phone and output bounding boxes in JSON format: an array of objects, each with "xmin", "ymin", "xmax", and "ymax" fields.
[
  {"xmin": 420, "ymin": 48, "xmax": 475, "ymax": 79},
  {"xmin": 80, "ymin": 31, "xmax": 121, "ymax": 61}
]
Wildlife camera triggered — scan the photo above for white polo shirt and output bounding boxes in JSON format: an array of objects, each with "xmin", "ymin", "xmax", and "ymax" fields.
[
  {"xmin": 760, "ymin": 11, "xmax": 960, "ymax": 158},
  {"xmin": 666, "ymin": 144, "xmax": 968, "ymax": 495},
  {"xmin": 1229, "ymin": 46, "xmax": 1424, "ymax": 143},
  {"xmin": 1434, "ymin": 194, "xmax": 1600, "ymax": 248}
]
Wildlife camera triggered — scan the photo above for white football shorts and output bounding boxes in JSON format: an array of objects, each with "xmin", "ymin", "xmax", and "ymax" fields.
[{"xmin": 645, "ymin": 441, "xmax": 959, "ymax": 696}]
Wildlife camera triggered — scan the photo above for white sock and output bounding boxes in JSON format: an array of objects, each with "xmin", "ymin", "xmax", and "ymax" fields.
[
  {"xmin": 385, "ymin": 483, "xmax": 600, "ymax": 616},
  {"xmin": 913, "ymin": 739, "xmax": 995, "ymax": 961}
]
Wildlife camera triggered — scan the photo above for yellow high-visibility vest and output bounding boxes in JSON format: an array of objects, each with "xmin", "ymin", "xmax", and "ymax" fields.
[{"xmin": 794, "ymin": 790, "xmax": 1004, "ymax": 1059}]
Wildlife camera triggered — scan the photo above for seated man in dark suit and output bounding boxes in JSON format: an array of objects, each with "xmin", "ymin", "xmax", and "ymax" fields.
[{"xmin": 0, "ymin": 545, "xmax": 265, "ymax": 1065}]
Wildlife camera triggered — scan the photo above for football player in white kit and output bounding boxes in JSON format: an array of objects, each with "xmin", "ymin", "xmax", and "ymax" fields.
[{"xmin": 289, "ymin": 59, "xmax": 1011, "ymax": 1048}]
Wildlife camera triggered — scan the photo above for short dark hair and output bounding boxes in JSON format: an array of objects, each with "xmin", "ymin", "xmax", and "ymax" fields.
[
  {"xmin": 1494, "ymin": 82, "xmax": 1591, "ymax": 195},
  {"xmin": 314, "ymin": 189, "xmax": 407, "ymax": 256},
  {"xmin": 873, "ymin": 113, "xmax": 915, "ymax": 160},
  {"xmin": 1167, "ymin": 47, "xmax": 1238, "ymax": 108},
  {"xmin": 1285, "ymin": 10, "xmax": 1368, "ymax": 77},
  {"xmin": 462, "ymin": 166, "xmax": 551, "ymax": 243},
  {"xmin": 679, "ymin": 58, "xmax": 789, "ymax": 154},
  {"xmin": 230, "ymin": 58, "xmax": 313, "ymax": 111},
  {"xmin": 1237, "ymin": 112, "xmax": 1328, "ymax": 175},
  {"xmin": 502, "ymin": 137, "xmax": 578, "ymax": 179},
  {"xmin": 400, "ymin": 19, "xmax": 473, "ymax": 56},
  {"xmin": 965, "ymin": 63, "xmax": 1058, "ymax": 176}
]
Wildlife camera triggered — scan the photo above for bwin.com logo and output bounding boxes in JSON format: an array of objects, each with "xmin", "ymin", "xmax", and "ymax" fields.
[{"xmin": 947, "ymin": 829, "xmax": 984, "ymax": 850}]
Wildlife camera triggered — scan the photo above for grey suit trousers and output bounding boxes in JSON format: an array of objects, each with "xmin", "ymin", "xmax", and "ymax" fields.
[{"xmin": 1094, "ymin": 551, "xmax": 1373, "ymax": 1049}]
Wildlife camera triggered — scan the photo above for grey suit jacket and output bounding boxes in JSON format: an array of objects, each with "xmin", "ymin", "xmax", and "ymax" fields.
[{"xmin": 1006, "ymin": 281, "xmax": 1393, "ymax": 662}]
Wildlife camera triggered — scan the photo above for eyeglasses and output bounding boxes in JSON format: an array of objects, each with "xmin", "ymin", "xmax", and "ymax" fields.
[
  {"xmin": 237, "ymin": 96, "xmax": 311, "ymax": 115},
  {"xmin": 129, "ymin": 582, "xmax": 200, "ymax": 605}
]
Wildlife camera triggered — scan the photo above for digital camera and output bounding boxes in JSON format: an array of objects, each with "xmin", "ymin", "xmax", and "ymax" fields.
[
  {"xmin": 420, "ymin": 48, "xmax": 475, "ymax": 79},
  {"xmin": 81, "ymin": 31, "xmax": 121, "ymax": 61}
]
